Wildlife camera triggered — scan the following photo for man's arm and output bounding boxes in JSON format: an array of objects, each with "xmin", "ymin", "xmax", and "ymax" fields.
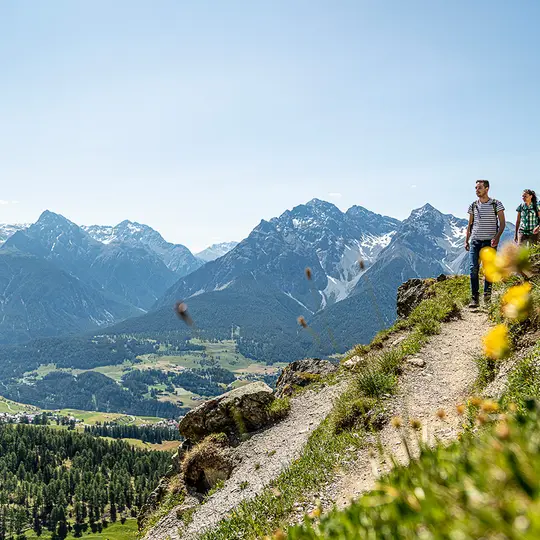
[
  {"xmin": 465, "ymin": 213, "xmax": 473, "ymax": 251},
  {"xmin": 515, "ymin": 212, "xmax": 521, "ymax": 241},
  {"xmin": 492, "ymin": 210, "xmax": 506, "ymax": 247}
]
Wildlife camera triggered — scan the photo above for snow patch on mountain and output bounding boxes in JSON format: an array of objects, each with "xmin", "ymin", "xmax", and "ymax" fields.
[
  {"xmin": 284, "ymin": 292, "xmax": 314, "ymax": 313},
  {"xmin": 83, "ymin": 221, "xmax": 202, "ymax": 276}
]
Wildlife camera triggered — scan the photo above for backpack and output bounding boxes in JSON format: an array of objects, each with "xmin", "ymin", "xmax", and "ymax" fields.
[{"xmin": 469, "ymin": 199, "xmax": 500, "ymax": 233}]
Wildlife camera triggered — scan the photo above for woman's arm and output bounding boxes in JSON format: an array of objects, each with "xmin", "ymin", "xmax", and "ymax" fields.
[{"xmin": 534, "ymin": 211, "xmax": 540, "ymax": 235}]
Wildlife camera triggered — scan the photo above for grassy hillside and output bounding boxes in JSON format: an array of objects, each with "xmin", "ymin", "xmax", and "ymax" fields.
[
  {"xmin": 289, "ymin": 400, "xmax": 540, "ymax": 539},
  {"xmin": 198, "ymin": 276, "xmax": 472, "ymax": 539},
  {"xmin": 288, "ymin": 245, "xmax": 540, "ymax": 539},
  {"xmin": 25, "ymin": 518, "xmax": 138, "ymax": 539}
]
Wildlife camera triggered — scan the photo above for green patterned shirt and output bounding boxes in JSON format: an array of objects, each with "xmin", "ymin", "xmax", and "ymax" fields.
[{"xmin": 517, "ymin": 203, "xmax": 540, "ymax": 234}]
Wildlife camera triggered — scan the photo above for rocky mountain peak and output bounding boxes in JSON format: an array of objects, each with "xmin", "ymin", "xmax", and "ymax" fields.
[{"xmin": 36, "ymin": 210, "xmax": 80, "ymax": 231}]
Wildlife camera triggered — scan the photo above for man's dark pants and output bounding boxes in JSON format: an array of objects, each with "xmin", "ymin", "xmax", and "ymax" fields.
[{"xmin": 470, "ymin": 239, "xmax": 495, "ymax": 300}]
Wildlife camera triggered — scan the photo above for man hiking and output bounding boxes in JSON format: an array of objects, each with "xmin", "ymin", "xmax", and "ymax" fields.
[{"xmin": 465, "ymin": 179, "xmax": 506, "ymax": 308}]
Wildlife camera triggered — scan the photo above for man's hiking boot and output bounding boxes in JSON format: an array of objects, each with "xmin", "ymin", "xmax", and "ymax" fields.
[
  {"xmin": 484, "ymin": 293, "xmax": 492, "ymax": 305},
  {"xmin": 468, "ymin": 297, "xmax": 480, "ymax": 309}
]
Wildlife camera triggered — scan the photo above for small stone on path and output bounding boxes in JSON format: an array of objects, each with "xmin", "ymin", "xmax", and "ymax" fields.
[{"xmin": 407, "ymin": 357, "xmax": 426, "ymax": 367}]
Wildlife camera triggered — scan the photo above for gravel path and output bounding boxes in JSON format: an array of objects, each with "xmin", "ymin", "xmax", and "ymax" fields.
[
  {"xmin": 318, "ymin": 309, "xmax": 489, "ymax": 511},
  {"xmin": 144, "ymin": 380, "xmax": 345, "ymax": 540}
]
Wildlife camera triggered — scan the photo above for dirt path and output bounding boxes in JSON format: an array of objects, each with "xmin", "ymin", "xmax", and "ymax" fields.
[
  {"xmin": 143, "ymin": 380, "xmax": 346, "ymax": 540},
  {"xmin": 320, "ymin": 309, "xmax": 489, "ymax": 510}
]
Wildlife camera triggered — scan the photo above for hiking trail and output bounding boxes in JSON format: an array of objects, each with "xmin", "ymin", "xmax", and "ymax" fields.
[
  {"xmin": 143, "ymin": 380, "xmax": 346, "ymax": 540},
  {"xmin": 144, "ymin": 308, "xmax": 491, "ymax": 539},
  {"xmin": 316, "ymin": 308, "xmax": 490, "ymax": 512}
]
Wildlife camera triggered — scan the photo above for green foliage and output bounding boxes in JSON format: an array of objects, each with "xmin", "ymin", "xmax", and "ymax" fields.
[
  {"xmin": 0, "ymin": 425, "xmax": 170, "ymax": 537},
  {"xmin": 289, "ymin": 403, "xmax": 540, "ymax": 539},
  {"xmin": 502, "ymin": 345, "xmax": 540, "ymax": 413},
  {"xmin": 207, "ymin": 479, "xmax": 225, "ymax": 497},
  {"xmin": 26, "ymin": 518, "xmax": 139, "ymax": 539},
  {"xmin": 84, "ymin": 422, "xmax": 180, "ymax": 443},
  {"xmin": 142, "ymin": 489, "xmax": 186, "ymax": 535},
  {"xmin": 404, "ymin": 277, "xmax": 468, "ymax": 331},
  {"xmin": 474, "ymin": 354, "xmax": 498, "ymax": 390},
  {"xmin": 2, "ymin": 370, "xmax": 186, "ymax": 419},
  {"xmin": 330, "ymin": 396, "xmax": 379, "ymax": 433},
  {"xmin": 355, "ymin": 369, "xmax": 396, "ymax": 398},
  {"xmin": 268, "ymin": 397, "xmax": 291, "ymax": 422}
]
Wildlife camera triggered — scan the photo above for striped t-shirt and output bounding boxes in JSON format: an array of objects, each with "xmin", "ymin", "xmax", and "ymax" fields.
[{"xmin": 467, "ymin": 198, "xmax": 505, "ymax": 240}]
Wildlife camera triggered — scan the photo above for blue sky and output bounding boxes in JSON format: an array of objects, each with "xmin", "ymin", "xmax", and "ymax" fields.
[{"xmin": 0, "ymin": 1, "xmax": 538, "ymax": 250}]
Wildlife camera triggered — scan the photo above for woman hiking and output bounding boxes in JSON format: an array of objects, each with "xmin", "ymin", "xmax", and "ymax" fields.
[{"xmin": 515, "ymin": 189, "xmax": 540, "ymax": 246}]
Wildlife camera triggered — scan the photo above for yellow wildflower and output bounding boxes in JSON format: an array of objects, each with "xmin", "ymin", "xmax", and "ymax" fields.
[
  {"xmin": 482, "ymin": 324, "xmax": 511, "ymax": 360},
  {"xmin": 480, "ymin": 247, "xmax": 505, "ymax": 283},
  {"xmin": 495, "ymin": 422, "xmax": 510, "ymax": 440},
  {"xmin": 480, "ymin": 400, "xmax": 499, "ymax": 413},
  {"xmin": 480, "ymin": 244, "xmax": 531, "ymax": 283},
  {"xmin": 501, "ymin": 282, "xmax": 532, "ymax": 321},
  {"xmin": 308, "ymin": 506, "xmax": 322, "ymax": 519}
]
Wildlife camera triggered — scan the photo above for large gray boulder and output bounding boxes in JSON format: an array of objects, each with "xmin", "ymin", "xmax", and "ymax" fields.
[
  {"xmin": 275, "ymin": 358, "xmax": 338, "ymax": 398},
  {"xmin": 178, "ymin": 382, "xmax": 275, "ymax": 443}
]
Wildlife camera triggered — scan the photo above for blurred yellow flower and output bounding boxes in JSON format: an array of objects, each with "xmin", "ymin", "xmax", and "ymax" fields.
[
  {"xmin": 480, "ymin": 247, "xmax": 506, "ymax": 283},
  {"xmin": 501, "ymin": 282, "xmax": 532, "ymax": 321},
  {"xmin": 480, "ymin": 244, "xmax": 531, "ymax": 283},
  {"xmin": 482, "ymin": 324, "xmax": 511, "ymax": 360}
]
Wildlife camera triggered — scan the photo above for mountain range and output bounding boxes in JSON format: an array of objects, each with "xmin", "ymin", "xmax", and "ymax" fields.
[
  {"xmin": 0, "ymin": 214, "xmax": 233, "ymax": 344},
  {"xmin": 0, "ymin": 200, "xmax": 513, "ymax": 359}
]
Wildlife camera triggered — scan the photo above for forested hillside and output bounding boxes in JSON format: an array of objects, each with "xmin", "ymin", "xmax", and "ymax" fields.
[{"xmin": 0, "ymin": 425, "xmax": 171, "ymax": 538}]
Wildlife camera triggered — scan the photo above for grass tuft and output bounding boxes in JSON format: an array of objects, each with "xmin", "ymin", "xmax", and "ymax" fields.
[{"xmin": 268, "ymin": 397, "xmax": 292, "ymax": 422}]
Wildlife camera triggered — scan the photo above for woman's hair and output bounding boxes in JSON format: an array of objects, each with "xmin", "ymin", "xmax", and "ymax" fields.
[{"xmin": 524, "ymin": 189, "xmax": 538, "ymax": 210}]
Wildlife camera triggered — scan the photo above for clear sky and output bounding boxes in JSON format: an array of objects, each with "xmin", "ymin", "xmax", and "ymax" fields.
[{"xmin": 1, "ymin": 1, "xmax": 538, "ymax": 251}]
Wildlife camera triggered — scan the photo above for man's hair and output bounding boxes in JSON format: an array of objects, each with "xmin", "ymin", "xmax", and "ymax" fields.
[{"xmin": 476, "ymin": 179, "xmax": 490, "ymax": 189}]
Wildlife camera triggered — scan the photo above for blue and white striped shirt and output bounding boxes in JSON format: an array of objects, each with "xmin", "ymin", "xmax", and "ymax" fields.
[{"xmin": 467, "ymin": 198, "xmax": 505, "ymax": 240}]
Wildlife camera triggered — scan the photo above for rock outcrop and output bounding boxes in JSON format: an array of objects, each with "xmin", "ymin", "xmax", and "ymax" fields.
[
  {"xmin": 178, "ymin": 382, "xmax": 275, "ymax": 443},
  {"xmin": 396, "ymin": 276, "xmax": 445, "ymax": 319},
  {"xmin": 182, "ymin": 434, "xmax": 233, "ymax": 493},
  {"xmin": 275, "ymin": 358, "xmax": 338, "ymax": 397}
]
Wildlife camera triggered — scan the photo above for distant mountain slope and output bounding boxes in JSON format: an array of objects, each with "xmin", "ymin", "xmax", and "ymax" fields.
[
  {"xmin": 158, "ymin": 199, "xmax": 400, "ymax": 313},
  {"xmin": 0, "ymin": 224, "xmax": 29, "ymax": 245},
  {"xmin": 308, "ymin": 203, "xmax": 514, "ymax": 354},
  {"xmin": 83, "ymin": 220, "xmax": 203, "ymax": 276},
  {"xmin": 0, "ymin": 200, "xmax": 515, "ymax": 360},
  {"xmin": 0, "ymin": 249, "xmax": 137, "ymax": 344},
  {"xmin": 112, "ymin": 200, "xmax": 402, "ymax": 362},
  {"xmin": 108, "ymin": 274, "xmax": 312, "ymax": 363},
  {"xmin": 3, "ymin": 211, "xmax": 177, "ymax": 311},
  {"xmin": 196, "ymin": 241, "xmax": 238, "ymax": 262}
]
